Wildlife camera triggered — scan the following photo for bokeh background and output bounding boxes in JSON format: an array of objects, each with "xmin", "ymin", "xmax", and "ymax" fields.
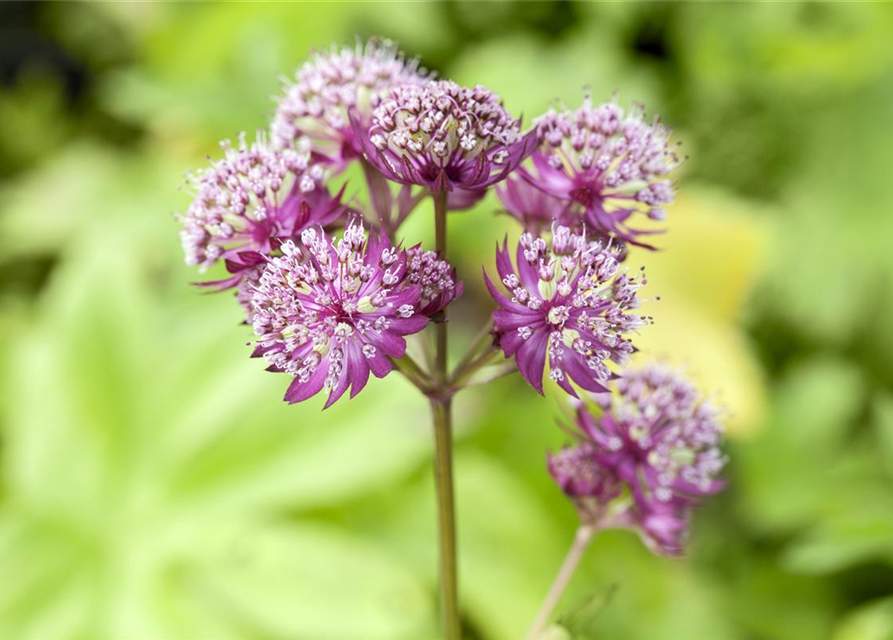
[{"xmin": 1, "ymin": 2, "xmax": 893, "ymax": 639}]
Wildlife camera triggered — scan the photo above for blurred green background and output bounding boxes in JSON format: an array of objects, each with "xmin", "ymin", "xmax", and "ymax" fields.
[{"xmin": 2, "ymin": 2, "xmax": 893, "ymax": 639}]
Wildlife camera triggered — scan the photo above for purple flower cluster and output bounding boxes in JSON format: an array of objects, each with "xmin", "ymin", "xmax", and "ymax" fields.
[
  {"xmin": 272, "ymin": 39, "xmax": 431, "ymax": 169},
  {"xmin": 176, "ymin": 37, "xmax": 727, "ymax": 559},
  {"xmin": 486, "ymin": 225, "xmax": 647, "ymax": 397},
  {"xmin": 355, "ymin": 80, "xmax": 535, "ymax": 191},
  {"xmin": 251, "ymin": 220, "xmax": 459, "ymax": 407},
  {"xmin": 178, "ymin": 133, "xmax": 344, "ymax": 287},
  {"xmin": 498, "ymin": 93, "xmax": 680, "ymax": 248},
  {"xmin": 548, "ymin": 364, "xmax": 726, "ymax": 555}
]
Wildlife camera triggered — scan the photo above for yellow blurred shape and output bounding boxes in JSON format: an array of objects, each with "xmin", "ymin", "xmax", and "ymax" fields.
[{"xmin": 628, "ymin": 186, "xmax": 770, "ymax": 437}]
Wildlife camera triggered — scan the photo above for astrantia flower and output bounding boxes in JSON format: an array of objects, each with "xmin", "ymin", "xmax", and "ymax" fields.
[
  {"xmin": 354, "ymin": 80, "xmax": 536, "ymax": 192},
  {"xmin": 250, "ymin": 221, "xmax": 456, "ymax": 407},
  {"xmin": 496, "ymin": 172, "xmax": 571, "ymax": 233},
  {"xmin": 548, "ymin": 363, "xmax": 726, "ymax": 555},
  {"xmin": 405, "ymin": 245, "xmax": 463, "ymax": 316},
  {"xmin": 485, "ymin": 225, "xmax": 648, "ymax": 397},
  {"xmin": 178, "ymin": 133, "xmax": 344, "ymax": 285},
  {"xmin": 272, "ymin": 39, "xmax": 431, "ymax": 169},
  {"xmin": 524, "ymin": 93, "xmax": 680, "ymax": 248}
]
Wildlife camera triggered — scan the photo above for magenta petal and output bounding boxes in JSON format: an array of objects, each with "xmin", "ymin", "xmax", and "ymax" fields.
[
  {"xmin": 347, "ymin": 343, "xmax": 371, "ymax": 399},
  {"xmin": 495, "ymin": 240, "xmax": 516, "ymax": 283},
  {"xmin": 368, "ymin": 351, "xmax": 393, "ymax": 378},
  {"xmin": 515, "ymin": 242, "xmax": 540, "ymax": 291},
  {"xmin": 515, "ymin": 329, "xmax": 548, "ymax": 394},
  {"xmin": 284, "ymin": 365, "xmax": 327, "ymax": 404},
  {"xmin": 564, "ymin": 354, "xmax": 609, "ymax": 394},
  {"xmin": 367, "ymin": 330, "xmax": 407, "ymax": 358},
  {"xmin": 387, "ymin": 315, "xmax": 429, "ymax": 335},
  {"xmin": 554, "ymin": 369, "xmax": 579, "ymax": 398},
  {"xmin": 483, "ymin": 269, "xmax": 527, "ymax": 313},
  {"xmin": 324, "ymin": 367, "xmax": 351, "ymax": 409}
]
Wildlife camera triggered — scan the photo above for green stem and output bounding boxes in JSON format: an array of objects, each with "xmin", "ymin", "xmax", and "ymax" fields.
[
  {"xmin": 431, "ymin": 397, "xmax": 459, "ymax": 640},
  {"xmin": 451, "ymin": 321, "xmax": 496, "ymax": 382},
  {"xmin": 525, "ymin": 525, "xmax": 595, "ymax": 640},
  {"xmin": 390, "ymin": 353, "xmax": 435, "ymax": 395},
  {"xmin": 431, "ymin": 189, "xmax": 461, "ymax": 640}
]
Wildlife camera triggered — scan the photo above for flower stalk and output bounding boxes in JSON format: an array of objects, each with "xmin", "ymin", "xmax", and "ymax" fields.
[
  {"xmin": 525, "ymin": 525, "xmax": 596, "ymax": 640},
  {"xmin": 430, "ymin": 189, "xmax": 461, "ymax": 640}
]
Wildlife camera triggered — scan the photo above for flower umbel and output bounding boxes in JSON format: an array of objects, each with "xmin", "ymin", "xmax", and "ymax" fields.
[
  {"xmin": 405, "ymin": 245, "xmax": 464, "ymax": 317},
  {"xmin": 250, "ymin": 220, "xmax": 455, "ymax": 407},
  {"xmin": 485, "ymin": 225, "xmax": 648, "ymax": 397},
  {"xmin": 355, "ymin": 80, "xmax": 535, "ymax": 191},
  {"xmin": 178, "ymin": 133, "xmax": 343, "ymax": 283},
  {"xmin": 272, "ymin": 39, "xmax": 431, "ymax": 169},
  {"xmin": 525, "ymin": 93, "xmax": 680, "ymax": 247},
  {"xmin": 549, "ymin": 363, "xmax": 726, "ymax": 555}
]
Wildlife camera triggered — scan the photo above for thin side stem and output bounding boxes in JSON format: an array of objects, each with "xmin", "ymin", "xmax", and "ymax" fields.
[
  {"xmin": 451, "ymin": 321, "xmax": 496, "ymax": 381},
  {"xmin": 360, "ymin": 157, "xmax": 394, "ymax": 236},
  {"xmin": 525, "ymin": 525, "xmax": 595, "ymax": 640},
  {"xmin": 431, "ymin": 188, "xmax": 460, "ymax": 640},
  {"xmin": 390, "ymin": 353, "xmax": 436, "ymax": 395}
]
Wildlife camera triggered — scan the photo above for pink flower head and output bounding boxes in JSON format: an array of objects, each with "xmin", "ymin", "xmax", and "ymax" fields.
[
  {"xmin": 549, "ymin": 363, "xmax": 727, "ymax": 555},
  {"xmin": 496, "ymin": 172, "xmax": 571, "ymax": 233},
  {"xmin": 272, "ymin": 39, "xmax": 431, "ymax": 170},
  {"xmin": 485, "ymin": 225, "xmax": 649, "ymax": 397},
  {"xmin": 354, "ymin": 80, "xmax": 536, "ymax": 192},
  {"xmin": 250, "ymin": 220, "xmax": 458, "ymax": 407},
  {"xmin": 526, "ymin": 93, "xmax": 680, "ymax": 248},
  {"xmin": 178, "ymin": 133, "xmax": 344, "ymax": 287},
  {"xmin": 405, "ymin": 245, "xmax": 464, "ymax": 317}
]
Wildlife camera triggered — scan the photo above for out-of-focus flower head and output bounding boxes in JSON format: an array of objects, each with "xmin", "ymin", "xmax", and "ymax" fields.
[
  {"xmin": 354, "ymin": 80, "xmax": 536, "ymax": 192},
  {"xmin": 405, "ymin": 245, "xmax": 464, "ymax": 317},
  {"xmin": 272, "ymin": 39, "xmax": 431, "ymax": 171},
  {"xmin": 250, "ymin": 220, "xmax": 458, "ymax": 407},
  {"xmin": 496, "ymin": 172, "xmax": 571, "ymax": 233},
  {"xmin": 521, "ymin": 92, "xmax": 680, "ymax": 248},
  {"xmin": 548, "ymin": 363, "xmax": 726, "ymax": 555},
  {"xmin": 485, "ymin": 225, "xmax": 649, "ymax": 397},
  {"xmin": 178, "ymin": 132, "xmax": 344, "ymax": 286}
]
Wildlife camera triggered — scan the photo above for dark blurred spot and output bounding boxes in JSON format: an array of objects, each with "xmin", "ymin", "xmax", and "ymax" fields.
[
  {"xmin": 835, "ymin": 562, "xmax": 893, "ymax": 607},
  {"xmin": 629, "ymin": 16, "xmax": 669, "ymax": 61},
  {"xmin": 0, "ymin": 2, "xmax": 88, "ymax": 103},
  {"xmin": 0, "ymin": 254, "xmax": 57, "ymax": 300},
  {"xmin": 798, "ymin": 1, "xmax": 833, "ymax": 29},
  {"xmin": 747, "ymin": 315, "xmax": 817, "ymax": 380}
]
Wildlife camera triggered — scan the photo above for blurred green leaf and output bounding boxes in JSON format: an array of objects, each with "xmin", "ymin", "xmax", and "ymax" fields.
[
  {"xmin": 0, "ymin": 231, "xmax": 437, "ymax": 639},
  {"xmin": 737, "ymin": 357, "xmax": 867, "ymax": 533},
  {"xmin": 193, "ymin": 521, "xmax": 434, "ymax": 639},
  {"xmin": 833, "ymin": 597, "xmax": 893, "ymax": 640}
]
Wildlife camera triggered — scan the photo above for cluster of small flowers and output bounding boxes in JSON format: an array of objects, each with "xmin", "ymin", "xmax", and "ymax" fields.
[
  {"xmin": 497, "ymin": 93, "xmax": 680, "ymax": 248},
  {"xmin": 547, "ymin": 363, "xmax": 726, "ymax": 555},
  {"xmin": 179, "ymin": 133, "xmax": 342, "ymax": 278},
  {"xmin": 175, "ymin": 37, "xmax": 725, "ymax": 557},
  {"xmin": 177, "ymin": 40, "xmax": 465, "ymax": 406},
  {"xmin": 356, "ymin": 80, "xmax": 532, "ymax": 191},
  {"xmin": 272, "ymin": 39, "xmax": 431, "ymax": 169},
  {"xmin": 251, "ymin": 220, "xmax": 457, "ymax": 407},
  {"xmin": 485, "ymin": 225, "xmax": 648, "ymax": 397}
]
